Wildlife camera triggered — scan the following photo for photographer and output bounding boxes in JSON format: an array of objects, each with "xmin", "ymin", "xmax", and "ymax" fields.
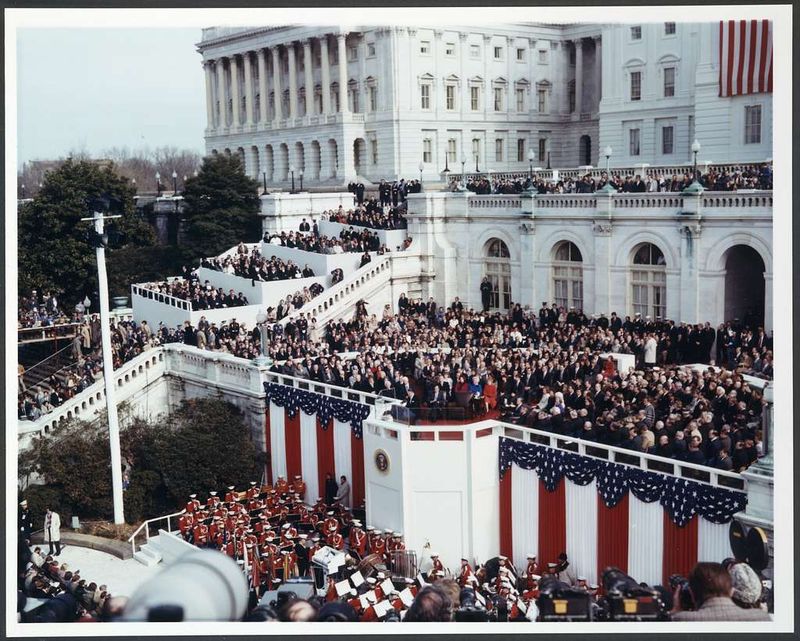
[{"xmin": 671, "ymin": 562, "xmax": 770, "ymax": 621}]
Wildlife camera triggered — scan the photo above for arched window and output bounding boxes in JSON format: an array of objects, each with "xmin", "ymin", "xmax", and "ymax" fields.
[
  {"xmin": 485, "ymin": 239, "xmax": 511, "ymax": 311},
  {"xmin": 553, "ymin": 241, "xmax": 583, "ymax": 310},
  {"xmin": 631, "ymin": 243, "xmax": 667, "ymax": 319}
]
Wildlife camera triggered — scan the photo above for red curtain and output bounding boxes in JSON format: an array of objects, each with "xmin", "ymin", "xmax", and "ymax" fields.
[
  {"xmin": 351, "ymin": 430, "xmax": 365, "ymax": 509},
  {"xmin": 316, "ymin": 417, "xmax": 335, "ymax": 502},
  {"xmin": 499, "ymin": 468, "xmax": 513, "ymax": 560},
  {"xmin": 597, "ymin": 494, "xmax": 629, "ymax": 580},
  {"xmin": 538, "ymin": 478, "xmax": 567, "ymax": 568},
  {"xmin": 264, "ymin": 406, "xmax": 273, "ymax": 485},
  {"xmin": 284, "ymin": 410, "xmax": 302, "ymax": 480},
  {"xmin": 662, "ymin": 513, "xmax": 698, "ymax": 585}
]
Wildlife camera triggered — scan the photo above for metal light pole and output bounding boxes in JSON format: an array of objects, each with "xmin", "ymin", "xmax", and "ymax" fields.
[
  {"xmin": 527, "ymin": 149, "xmax": 535, "ymax": 183},
  {"xmin": 598, "ymin": 146, "xmax": 616, "ymax": 194},
  {"xmin": 155, "ymin": 171, "xmax": 161, "ymax": 197},
  {"xmin": 81, "ymin": 205, "xmax": 125, "ymax": 524},
  {"xmin": 183, "ymin": 175, "xmax": 188, "ymax": 193},
  {"xmin": 299, "ymin": 170, "xmax": 304, "ymax": 192},
  {"xmin": 131, "ymin": 178, "xmax": 137, "ymax": 193},
  {"xmin": 253, "ymin": 310, "xmax": 273, "ymax": 367},
  {"xmin": 262, "ymin": 171, "xmax": 269, "ymax": 195},
  {"xmin": 474, "ymin": 152, "xmax": 480, "ymax": 174},
  {"xmin": 172, "ymin": 170, "xmax": 178, "ymax": 196},
  {"xmin": 418, "ymin": 161, "xmax": 424, "ymax": 186},
  {"xmin": 289, "ymin": 164, "xmax": 296, "ymax": 193},
  {"xmin": 460, "ymin": 153, "xmax": 466, "ymax": 181},
  {"xmin": 691, "ymin": 139, "xmax": 701, "ymax": 181},
  {"xmin": 21, "ymin": 184, "xmax": 26, "ymax": 198}
]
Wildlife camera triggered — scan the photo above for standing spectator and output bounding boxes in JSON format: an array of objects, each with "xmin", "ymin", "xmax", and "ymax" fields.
[
  {"xmin": 18, "ymin": 499, "xmax": 32, "ymax": 544},
  {"xmin": 44, "ymin": 507, "xmax": 62, "ymax": 556},
  {"xmin": 480, "ymin": 277, "xmax": 493, "ymax": 312},
  {"xmin": 324, "ymin": 473, "xmax": 338, "ymax": 506},
  {"xmin": 335, "ymin": 475, "xmax": 351, "ymax": 509},
  {"xmin": 671, "ymin": 563, "xmax": 770, "ymax": 621}
]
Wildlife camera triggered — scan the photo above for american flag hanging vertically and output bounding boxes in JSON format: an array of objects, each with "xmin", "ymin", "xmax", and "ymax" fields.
[{"xmin": 719, "ymin": 20, "xmax": 773, "ymax": 97}]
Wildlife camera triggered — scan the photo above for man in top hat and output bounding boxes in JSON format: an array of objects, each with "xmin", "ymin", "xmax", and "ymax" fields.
[
  {"xmin": 185, "ymin": 494, "xmax": 201, "ymax": 513},
  {"xmin": 555, "ymin": 552, "xmax": 577, "ymax": 586},
  {"xmin": 18, "ymin": 499, "xmax": 32, "ymax": 544}
]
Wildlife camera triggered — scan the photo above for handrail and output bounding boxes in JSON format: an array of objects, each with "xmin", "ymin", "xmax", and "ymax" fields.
[
  {"xmin": 131, "ymin": 283, "xmax": 193, "ymax": 312},
  {"xmin": 127, "ymin": 508, "xmax": 186, "ymax": 557},
  {"xmin": 21, "ymin": 342, "xmax": 76, "ymax": 388},
  {"xmin": 18, "ymin": 322, "xmax": 81, "ymax": 344}
]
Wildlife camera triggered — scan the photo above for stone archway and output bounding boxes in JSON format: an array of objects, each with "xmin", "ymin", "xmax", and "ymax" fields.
[
  {"xmin": 579, "ymin": 135, "xmax": 591, "ymax": 166},
  {"xmin": 328, "ymin": 139, "xmax": 339, "ymax": 179},
  {"xmin": 353, "ymin": 137, "xmax": 367, "ymax": 177},
  {"xmin": 278, "ymin": 143, "xmax": 289, "ymax": 181},
  {"xmin": 264, "ymin": 145, "xmax": 274, "ymax": 182},
  {"xmin": 310, "ymin": 141, "xmax": 322, "ymax": 180},
  {"xmin": 723, "ymin": 245, "xmax": 766, "ymax": 329}
]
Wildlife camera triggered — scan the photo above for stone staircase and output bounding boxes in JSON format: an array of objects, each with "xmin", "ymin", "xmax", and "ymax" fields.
[{"xmin": 133, "ymin": 535, "xmax": 164, "ymax": 567}]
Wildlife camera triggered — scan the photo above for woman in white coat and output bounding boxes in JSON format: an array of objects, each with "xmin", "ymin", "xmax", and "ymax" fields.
[{"xmin": 44, "ymin": 507, "xmax": 62, "ymax": 556}]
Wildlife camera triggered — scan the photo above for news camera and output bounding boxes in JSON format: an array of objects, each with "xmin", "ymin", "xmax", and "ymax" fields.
[
  {"xmin": 453, "ymin": 587, "xmax": 490, "ymax": 622},
  {"xmin": 535, "ymin": 575, "xmax": 592, "ymax": 622},
  {"xmin": 600, "ymin": 567, "xmax": 670, "ymax": 621}
]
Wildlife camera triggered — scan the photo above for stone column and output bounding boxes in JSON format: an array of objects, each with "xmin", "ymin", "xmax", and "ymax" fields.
[
  {"xmin": 230, "ymin": 55, "xmax": 241, "ymax": 128},
  {"xmin": 204, "ymin": 60, "xmax": 215, "ymax": 130},
  {"xmin": 459, "ymin": 33, "xmax": 468, "ymax": 119},
  {"xmin": 574, "ymin": 38, "xmax": 583, "ymax": 117},
  {"xmin": 287, "ymin": 42, "xmax": 298, "ymax": 120},
  {"xmin": 258, "ymin": 48, "xmax": 268, "ymax": 123},
  {"xmin": 337, "ymin": 32, "xmax": 349, "ymax": 114},
  {"xmin": 271, "ymin": 47, "xmax": 283, "ymax": 122},
  {"xmin": 483, "ymin": 35, "xmax": 491, "ymax": 119},
  {"xmin": 320, "ymin": 35, "xmax": 331, "ymax": 115},
  {"xmin": 303, "ymin": 39, "xmax": 314, "ymax": 116},
  {"xmin": 243, "ymin": 52, "xmax": 254, "ymax": 126},
  {"xmin": 593, "ymin": 35, "xmax": 602, "ymax": 107},
  {"xmin": 216, "ymin": 57, "xmax": 228, "ymax": 127}
]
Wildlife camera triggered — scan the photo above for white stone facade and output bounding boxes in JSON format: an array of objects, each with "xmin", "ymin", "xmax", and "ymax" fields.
[{"xmin": 197, "ymin": 22, "xmax": 772, "ymax": 186}]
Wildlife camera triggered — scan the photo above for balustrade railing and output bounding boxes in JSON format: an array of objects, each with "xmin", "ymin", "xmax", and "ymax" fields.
[
  {"xmin": 127, "ymin": 509, "xmax": 186, "ymax": 557},
  {"xmin": 131, "ymin": 284, "xmax": 193, "ymax": 311},
  {"xmin": 18, "ymin": 322, "xmax": 81, "ymax": 344}
]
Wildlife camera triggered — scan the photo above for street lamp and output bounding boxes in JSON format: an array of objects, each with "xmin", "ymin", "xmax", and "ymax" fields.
[
  {"xmin": 83, "ymin": 295, "xmax": 91, "ymax": 316},
  {"xmin": 598, "ymin": 145, "xmax": 616, "ymax": 194},
  {"xmin": 527, "ymin": 149, "xmax": 535, "ymax": 182},
  {"xmin": 131, "ymin": 178, "xmax": 137, "ymax": 193},
  {"xmin": 20, "ymin": 184, "xmax": 26, "ymax": 198},
  {"xmin": 299, "ymin": 169, "xmax": 304, "ymax": 192},
  {"xmin": 262, "ymin": 171, "xmax": 269, "ymax": 195},
  {"xmin": 418, "ymin": 161, "xmax": 424, "ymax": 185},
  {"xmin": 474, "ymin": 152, "xmax": 480, "ymax": 174},
  {"xmin": 460, "ymin": 153, "xmax": 466, "ymax": 180},
  {"xmin": 172, "ymin": 170, "xmax": 178, "ymax": 196},
  {"xmin": 289, "ymin": 164, "xmax": 296, "ymax": 193},
  {"xmin": 253, "ymin": 310, "xmax": 273, "ymax": 367},
  {"xmin": 155, "ymin": 171, "xmax": 161, "ymax": 197},
  {"xmin": 684, "ymin": 139, "xmax": 704, "ymax": 194}
]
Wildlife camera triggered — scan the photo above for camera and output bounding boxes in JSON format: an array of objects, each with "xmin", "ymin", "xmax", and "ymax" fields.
[
  {"xmin": 383, "ymin": 608, "xmax": 401, "ymax": 622},
  {"xmin": 600, "ymin": 567, "xmax": 670, "ymax": 621},
  {"xmin": 453, "ymin": 587, "xmax": 490, "ymax": 622},
  {"xmin": 668, "ymin": 574, "xmax": 695, "ymax": 612},
  {"xmin": 535, "ymin": 576, "xmax": 592, "ymax": 622}
]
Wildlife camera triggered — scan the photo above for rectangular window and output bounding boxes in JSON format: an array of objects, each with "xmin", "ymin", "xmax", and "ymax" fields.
[
  {"xmin": 517, "ymin": 47, "xmax": 526, "ymax": 61},
  {"xmin": 420, "ymin": 41, "xmax": 430, "ymax": 55},
  {"xmin": 569, "ymin": 47, "xmax": 576, "ymax": 65},
  {"xmin": 631, "ymin": 25, "xmax": 642, "ymax": 40},
  {"xmin": 367, "ymin": 42, "xmax": 376, "ymax": 57},
  {"xmin": 629, "ymin": 128, "xmax": 641, "ymax": 156},
  {"xmin": 368, "ymin": 86, "xmax": 377, "ymax": 111},
  {"xmin": 494, "ymin": 46, "xmax": 502, "ymax": 59},
  {"xmin": 420, "ymin": 84, "xmax": 431, "ymax": 110},
  {"xmin": 446, "ymin": 85, "xmax": 456, "ymax": 110},
  {"xmin": 447, "ymin": 138, "xmax": 457, "ymax": 164},
  {"xmin": 568, "ymin": 84, "xmax": 576, "ymax": 112},
  {"xmin": 665, "ymin": 22, "xmax": 676, "ymax": 35},
  {"xmin": 470, "ymin": 44, "xmax": 480, "ymax": 58},
  {"xmin": 472, "ymin": 138, "xmax": 481, "ymax": 163},
  {"xmin": 516, "ymin": 87, "xmax": 525, "ymax": 112},
  {"xmin": 371, "ymin": 139, "xmax": 378, "ymax": 164},
  {"xmin": 445, "ymin": 42, "xmax": 455, "ymax": 56},
  {"xmin": 422, "ymin": 138, "xmax": 432, "ymax": 163},
  {"xmin": 470, "ymin": 85, "xmax": 480, "ymax": 110},
  {"xmin": 538, "ymin": 49, "xmax": 548, "ymax": 64},
  {"xmin": 348, "ymin": 47, "xmax": 357, "ymax": 61},
  {"xmin": 744, "ymin": 105, "xmax": 762, "ymax": 144},
  {"xmin": 664, "ymin": 67, "xmax": 675, "ymax": 97},
  {"xmin": 517, "ymin": 138, "xmax": 525, "ymax": 162},
  {"xmin": 630, "ymin": 71, "xmax": 642, "ymax": 101},
  {"xmin": 538, "ymin": 137, "xmax": 547, "ymax": 162},
  {"xmin": 495, "ymin": 138, "xmax": 504, "ymax": 162},
  {"xmin": 537, "ymin": 88, "xmax": 547, "ymax": 113},
  {"xmin": 493, "ymin": 87, "xmax": 503, "ymax": 111},
  {"xmin": 662, "ymin": 125, "xmax": 674, "ymax": 154},
  {"xmin": 351, "ymin": 90, "xmax": 359, "ymax": 113}
]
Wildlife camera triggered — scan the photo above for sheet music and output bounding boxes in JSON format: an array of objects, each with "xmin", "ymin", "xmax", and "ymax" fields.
[
  {"xmin": 350, "ymin": 571, "xmax": 365, "ymax": 587},
  {"xmin": 380, "ymin": 578, "xmax": 394, "ymax": 596},
  {"xmin": 398, "ymin": 587, "xmax": 414, "ymax": 607},
  {"xmin": 334, "ymin": 579, "xmax": 351, "ymax": 596}
]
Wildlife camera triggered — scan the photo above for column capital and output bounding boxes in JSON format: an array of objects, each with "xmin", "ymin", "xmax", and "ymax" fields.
[
  {"xmin": 592, "ymin": 34, "xmax": 602, "ymax": 43},
  {"xmin": 459, "ymin": 32, "xmax": 468, "ymax": 42},
  {"xmin": 482, "ymin": 34, "xmax": 492, "ymax": 43},
  {"xmin": 337, "ymin": 31, "xmax": 348, "ymax": 41},
  {"xmin": 434, "ymin": 29, "xmax": 444, "ymax": 39},
  {"xmin": 302, "ymin": 37, "xmax": 313, "ymax": 48}
]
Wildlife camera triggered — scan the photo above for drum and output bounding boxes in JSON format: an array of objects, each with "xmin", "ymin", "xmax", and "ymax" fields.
[{"xmin": 356, "ymin": 553, "xmax": 386, "ymax": 578}]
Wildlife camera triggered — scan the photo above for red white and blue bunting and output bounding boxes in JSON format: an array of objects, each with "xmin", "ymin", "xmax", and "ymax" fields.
[{"xmin": 499, "ymin": 438, "xmax": 747, "ymax": 527}]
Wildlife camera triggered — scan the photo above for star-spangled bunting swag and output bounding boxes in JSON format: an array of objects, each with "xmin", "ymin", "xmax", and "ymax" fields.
[
  {"xmin": 263, "ymin": 382, "xmax": 371, "ymax": 438},
  {"xmin": 499, "ymin": 437, "xmax": 747, "ymax": 527}
]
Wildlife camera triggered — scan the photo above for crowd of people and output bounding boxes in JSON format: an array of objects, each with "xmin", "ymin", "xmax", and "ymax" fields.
[
  {"xmin": 201, "ymin": 244, "xmax": 315, "ymax": 282},
  {"xmin": 457, "ymin": 163, "xmax": 773, "ymax": 195},
  {"xmin": 139, "ymin": 276, "xmax": 250, "ymax": 311},
  {"xmin": 323, "ymin": 203, "xmax": 408, "ymax": 231},
  {"xmin": 348, "ymin": 179, "xmax": 422, "ymax": 208},
  {"xmin": 18, "ymin": 291, "xmax": 74, "ymax": 329},
  {"xmin": 264, "ymin": 230, "xmax": 384, "ymax": 255}
]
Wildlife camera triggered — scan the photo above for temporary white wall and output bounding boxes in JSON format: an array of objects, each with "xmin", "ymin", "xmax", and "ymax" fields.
[
  {"xmin": 260, "ymin": 192, "xmax": 358, "ymax": 235},
  {"xmin": 195, "ymin": 266, "xmax": 327, "ymax": 307},
  {"xmin": 260, "ymin": 242, "xmax": 363, "ymax": 277},
  {"xmin": 318, "ymin": 219, "xmax": 408, "ymax": 250}
]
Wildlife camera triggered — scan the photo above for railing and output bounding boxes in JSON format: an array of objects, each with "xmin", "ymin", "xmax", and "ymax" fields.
[
  {"xmin": 467, "ymin": 196, "xmax": 522, "ymax": 209},
  {"xmin": 264, "ymin": 368, "xmax": 404, "ymax": 410},
  {"xmin": 21, "ymin": 343, "xmax": 76, "ymax": 390},
  {"xmin": 131, "ymin": 284, "xmax": 193, "ymax": 312},
  {"xmin": 533, "ymin": 194, "xmax": 598, "ymax": 209},
  {"xmin": 278, "ymin": 254, "xmax": 392, "ymax": 328},
  {"xmin": 701, "ymin": 193, "xmax": 773, "ymax": 208},
  {"xmin": 611, "ymin": 193, "xmax": 684, "ymax": 208},
  {"xmin": 127, "ymin": 509, "xmax": 186, "ymax": 557},
  {"xmin": 18, "ymin": 322, "xmax": 81, "ymax": 344}
]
